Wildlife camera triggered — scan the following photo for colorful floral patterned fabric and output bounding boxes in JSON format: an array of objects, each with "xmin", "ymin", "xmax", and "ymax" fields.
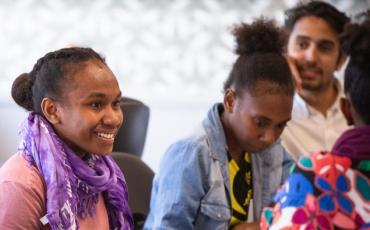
[{"xmin": 261, "ymin": 151, "xmax": 370, "ymax": 230}]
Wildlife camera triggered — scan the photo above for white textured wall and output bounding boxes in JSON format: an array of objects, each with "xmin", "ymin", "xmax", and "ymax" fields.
[{"xmin": 0, "ymin": 0, "xmax": 368, "ymax": 172}]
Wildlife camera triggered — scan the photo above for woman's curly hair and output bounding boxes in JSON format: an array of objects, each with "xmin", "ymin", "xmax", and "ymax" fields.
[
  {"xmin": 224, "ymin": 17, "xmax": 293, "ymax": 97},
  {"xmin": 340, "ymin": 10, "xmax": 370, "ymax": 124}
]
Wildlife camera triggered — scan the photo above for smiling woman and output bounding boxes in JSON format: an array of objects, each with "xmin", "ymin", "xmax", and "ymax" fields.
[
  {"xmin": 50, "ymin": 59, "xmax": 123, "ymax": 158},
  {"xmin": 0, "ymin": 47, "xmax": 133, "ymax": 230}
]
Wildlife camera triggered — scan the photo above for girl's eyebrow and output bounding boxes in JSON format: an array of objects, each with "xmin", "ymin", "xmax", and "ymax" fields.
[
  {"xmin": 85, "ymin": 92, "xmax": 106, "ymax": 99},
  {"xmin": 86, "ymin": 91, "xmax": 122, "ymax": 99},
  {"xmin": 255, "ymin": 115, "xmax": 272, "ymax": 122},
  {"xmin": 256, "ymin": 115, "xmax": 291, "ymax": 124}
]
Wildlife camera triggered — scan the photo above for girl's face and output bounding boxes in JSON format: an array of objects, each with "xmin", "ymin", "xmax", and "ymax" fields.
[
  {"xmin": 225, "ymin": 87, "xmax": 293, "ymax": 154},
  {"xmin": 53, "ymin": 60, "xmax": 123, "ymax": 158}
]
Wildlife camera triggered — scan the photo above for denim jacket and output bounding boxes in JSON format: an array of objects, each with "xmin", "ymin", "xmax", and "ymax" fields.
[{"xmin": 144, "ymin": 103, "xmax": 294, "ymax": 230}]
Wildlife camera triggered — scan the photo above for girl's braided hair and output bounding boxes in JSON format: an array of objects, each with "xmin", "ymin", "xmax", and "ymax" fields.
[{"xmin": 12, "ymin": 47, "xmax": 106, "ymax": 116}]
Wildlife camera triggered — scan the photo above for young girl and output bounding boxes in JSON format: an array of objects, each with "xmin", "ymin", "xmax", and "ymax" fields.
[
  {"xmin": 144, "ymin": 17, "xmax": 294, "ymax": 230},
  {"xmin": 261, "ymin": 11, "xmax": 370, "ymax": 229},
  {"xmin": 0, "ymin": 47, "xmax": 133, "ymax": 229}
]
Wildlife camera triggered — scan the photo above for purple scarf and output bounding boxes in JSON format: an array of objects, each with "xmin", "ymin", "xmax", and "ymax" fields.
[
  {"xmin": 332, "ymin": 125, "xmax": 370, "ymax": 160},
  {"xmin": 18, "ymin": 112, "xmax": 133, "ymax": 230}
]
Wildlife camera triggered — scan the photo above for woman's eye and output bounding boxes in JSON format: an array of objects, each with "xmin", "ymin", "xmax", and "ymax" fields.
[
  {"xmin": 113, "ymin": 100, "xmax": 121, "ymax": 107},
  {"xmin": 91, "ymin": 102, "xmax": 102, "ymax": 108},
  {"xmin": 277, "ymin": 122, "xmax": 288, "ymax": 129},
  {"xmin": 254, "ymin": 119, "xmax": 266, "ymax": 127}
]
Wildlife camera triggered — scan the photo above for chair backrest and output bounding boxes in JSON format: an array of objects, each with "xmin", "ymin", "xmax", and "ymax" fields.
[
  {"xmin": 111, "ymin": 151, "xmax": 154, "ymax": 218},
  {"xmin": 113, "ymin": 97, "xmax": 150, "ymax": 158}
]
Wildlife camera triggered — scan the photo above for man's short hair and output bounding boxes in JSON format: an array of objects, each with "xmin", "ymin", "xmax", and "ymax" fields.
[{"xmin": 285, "ymin": 0, "xmax": 349, "ymax": 35}]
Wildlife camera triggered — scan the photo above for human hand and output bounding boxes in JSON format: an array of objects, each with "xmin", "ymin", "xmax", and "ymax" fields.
[
  {"xmin": 232, "ymin": 221, "xmax": 260, "ymax": 230},
  {"xmin": 284, "ymin": 54, "xmax": 303, "ymax": 95}
]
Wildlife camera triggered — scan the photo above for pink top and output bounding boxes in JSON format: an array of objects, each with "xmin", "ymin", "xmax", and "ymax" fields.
[{"xmin": 0, "ymin": 152, "xmax": 109, "ymax": 230}]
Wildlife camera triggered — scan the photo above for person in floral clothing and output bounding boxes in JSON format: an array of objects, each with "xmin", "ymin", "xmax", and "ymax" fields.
[{"xmin": 261, "ymin": 11, "xmax": 370, "ymax": 230}]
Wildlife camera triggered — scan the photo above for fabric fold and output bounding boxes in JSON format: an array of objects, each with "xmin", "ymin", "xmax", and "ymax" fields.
[{"xmin": 332, "ymin": 125, "xmax": 370, "ymax": 160}]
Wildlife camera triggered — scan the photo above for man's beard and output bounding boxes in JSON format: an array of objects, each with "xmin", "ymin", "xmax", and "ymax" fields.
[
  {"xmin": 301, "ymin": 78, "xmax": 332, "ymax": 92},
  {"xmin": 298, "ymin": 64, "xmax": 332, "ymax": 92}
]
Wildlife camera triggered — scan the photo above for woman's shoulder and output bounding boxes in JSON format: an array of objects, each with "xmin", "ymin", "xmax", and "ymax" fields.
[
  {"xmin": 0, "ymin": 151, "xmax": 46, "ymax": 193},
  {"xmin": 0, "ymin": 152, "xmax": 48, "ymax": 230}
]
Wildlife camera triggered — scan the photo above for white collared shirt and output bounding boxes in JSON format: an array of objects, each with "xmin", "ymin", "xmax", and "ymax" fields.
[{"xmin": 281, "ymin": 77, "xmax": 351, "ymax": 160}]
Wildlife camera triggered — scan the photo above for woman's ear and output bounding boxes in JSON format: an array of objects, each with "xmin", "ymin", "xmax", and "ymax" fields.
[
  {"xmin": 340, "ymin": 97, "xmax": 353, "ymax": 126},
  {"xmin": 224, "ymin": 88, "xmax": 236, "ymax": 113},
  {"xmin": 41, "ymin": 98, "xmax": 61, "ymax": 124}
]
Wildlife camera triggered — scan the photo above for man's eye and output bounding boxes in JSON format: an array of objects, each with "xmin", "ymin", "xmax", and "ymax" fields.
[
  {"xmin": 320, "ymin": 45, "xmax": 332, "ymax": 52},
  {"xmin": 297, "ymin": 41, "xmax": 307, "ymax": 49}
]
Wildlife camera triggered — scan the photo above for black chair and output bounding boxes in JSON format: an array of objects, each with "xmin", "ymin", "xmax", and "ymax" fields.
[
  {"xmin": 111, "ymin": 151, "xmax": 154, "ymax": 229},
  {"xmin": 113, "ymin": 97, "xmax": 150, "ymax": 158}
]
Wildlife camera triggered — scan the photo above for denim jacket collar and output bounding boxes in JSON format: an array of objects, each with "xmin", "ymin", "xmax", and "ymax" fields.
[{"xmin": 202, "ymin": 103, "xmax": 229, "ymax": 166}]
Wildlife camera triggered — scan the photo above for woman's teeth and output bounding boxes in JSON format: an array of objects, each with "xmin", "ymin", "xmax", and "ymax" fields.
[{"xmin": 97, "ymin": 132, "xmax": 114, "ymax": 139}]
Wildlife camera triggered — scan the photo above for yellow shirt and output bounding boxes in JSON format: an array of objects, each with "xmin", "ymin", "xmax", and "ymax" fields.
[{"xmin": 227, "ymin": 150, "xmax": 253, "ymax": 228}]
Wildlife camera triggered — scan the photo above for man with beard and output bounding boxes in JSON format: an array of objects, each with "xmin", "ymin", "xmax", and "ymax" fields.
[{"xmin": 280, "ymin": 0, "xmax": 351, "ymax": 159}]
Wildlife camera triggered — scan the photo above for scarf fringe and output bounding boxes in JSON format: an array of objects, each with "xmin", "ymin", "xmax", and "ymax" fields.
[
  {"xmin": 22, "ymin": 149, "xmax": 35, "ymax": 167},
  {"xmin": 77, "ymin": 194, "xmax": 100, "ymax": 219}
]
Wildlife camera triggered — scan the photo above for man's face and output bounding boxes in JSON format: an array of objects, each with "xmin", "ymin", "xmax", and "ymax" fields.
[{"xmin": 288, "ymin": 16, "xmax": 343, "ymax": 92}]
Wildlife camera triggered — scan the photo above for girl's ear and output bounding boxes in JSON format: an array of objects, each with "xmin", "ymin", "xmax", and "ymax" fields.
[
  {"xmin": 41, "ymin": 98, "xmax": 61, "ymax": 124},
  {"xmin": 224, "ymin": 88, "xmax": 236, "ymax": 113},
  {"xmin": 340, "ymin": 97, "xmax": 353, "ymax": 126}
]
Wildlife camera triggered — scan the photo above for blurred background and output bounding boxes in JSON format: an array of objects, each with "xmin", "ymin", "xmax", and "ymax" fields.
[{"xmin": 0, "ymin": 0, "xmax": 368, "ymax": 172}]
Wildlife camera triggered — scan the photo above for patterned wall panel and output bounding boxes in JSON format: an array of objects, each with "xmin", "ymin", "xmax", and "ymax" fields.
[{"xmin": 0, "ymin": 0, "xmax": 368, "ymax": 104}]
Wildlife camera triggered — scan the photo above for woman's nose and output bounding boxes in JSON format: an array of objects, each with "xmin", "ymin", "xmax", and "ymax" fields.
[
  {"xmin": 103, "ymin": 107, "xmax": 122, "ymax": 126},
  {"xmin": 260, "ymin": 129, "xmax": 276, "ymax": 146}
]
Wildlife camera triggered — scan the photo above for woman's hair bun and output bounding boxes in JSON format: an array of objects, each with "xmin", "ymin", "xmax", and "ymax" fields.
[
  {"xmin": 11, "ymin": 73, "xmax": 34, "ymax": 111},
  {"xmin": 231, "ymin": 16, "xmax": 287, "ymax": 56}
]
